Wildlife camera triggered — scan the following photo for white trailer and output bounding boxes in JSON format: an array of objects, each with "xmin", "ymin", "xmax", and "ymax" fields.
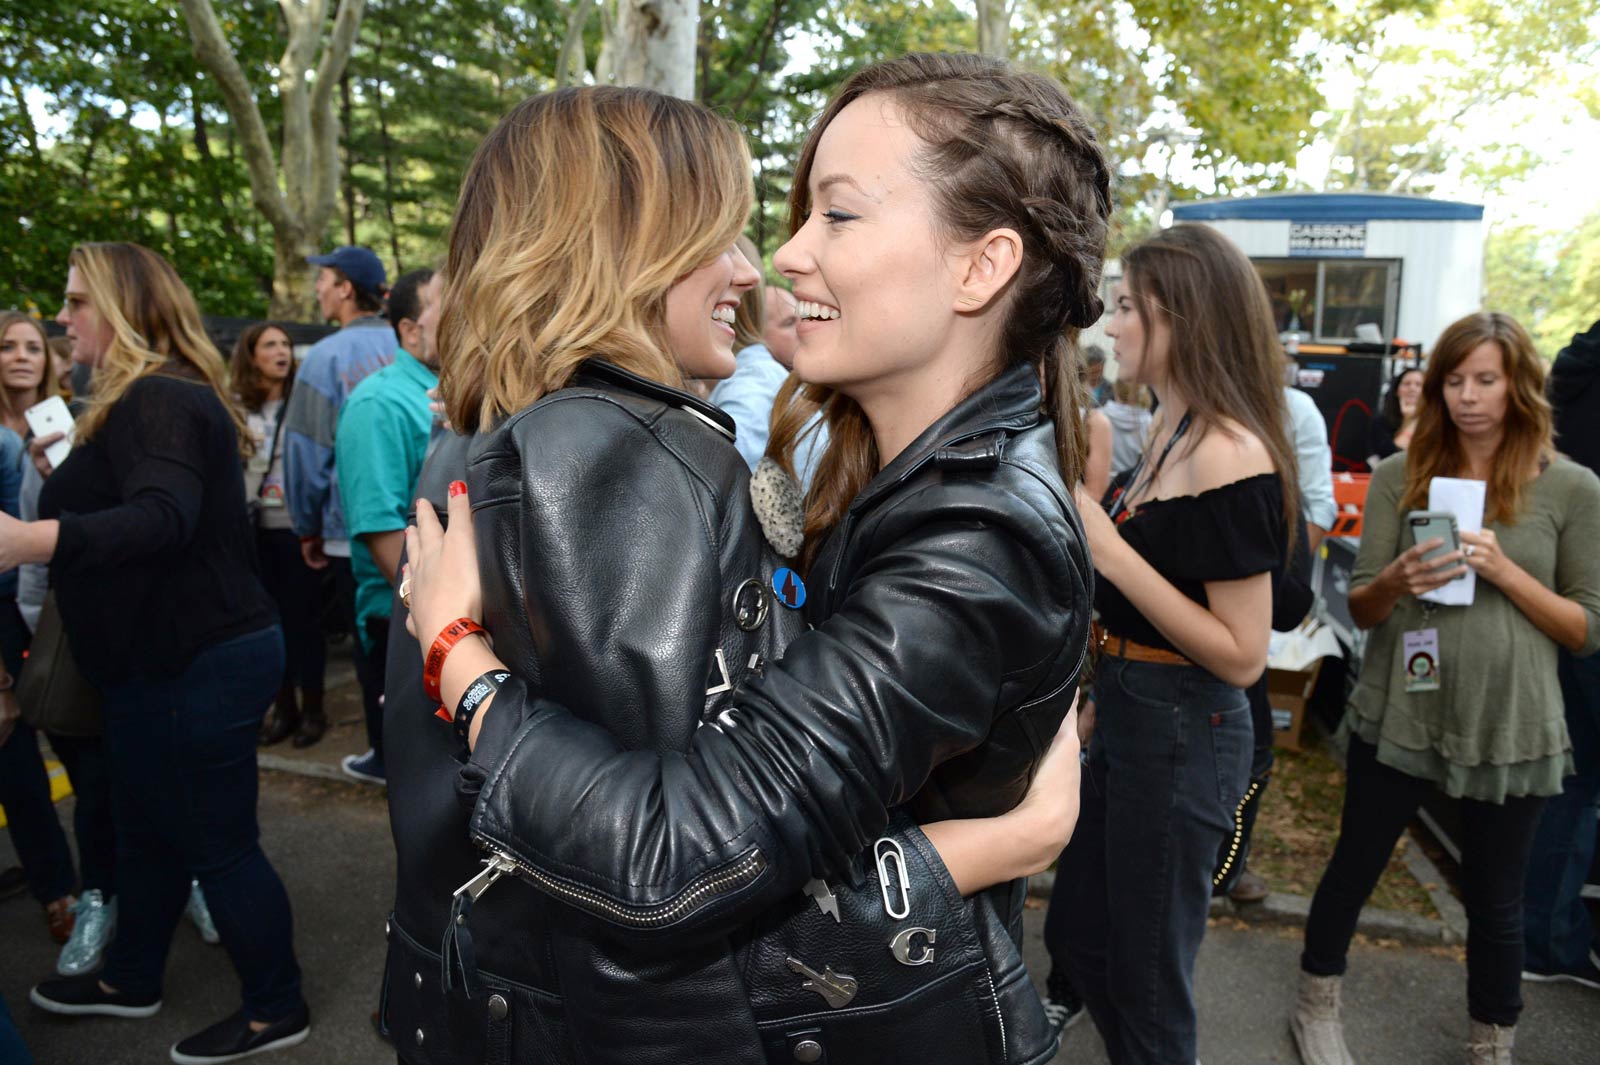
[{"xmin": 1169, "ymin": 192, "xmax": 1485, "ymax": 351}]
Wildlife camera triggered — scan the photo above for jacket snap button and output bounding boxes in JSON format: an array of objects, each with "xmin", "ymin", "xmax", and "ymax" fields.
[
  {"xmin": 488, "ymin": 994, "xmax": 509, "ymax": 1021},
  {"xmin": 413, "ymin": 972, "xmax": 423, "ymax": 991},
  {"xmin": 792, "ymin": 1039, "xmax": 823, "ymax": 1063},
  {"xmin": 414, "ymin": 1029, "xmax": 425, "ymax": 1046},
  {"xmin": 384, "ymin": 918, "xmax": 391, "ymax": 940}
]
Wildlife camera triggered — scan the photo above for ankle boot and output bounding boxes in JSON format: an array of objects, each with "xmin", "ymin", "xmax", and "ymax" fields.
[
  {"xmin": 1290, "ymin": 971, "xmax": 1356, "ymax": 1065},
  {"xmin": 259, "ymin": 683, "xmax": 301, "ymax": 746},
  {"xmin": 292, "ymin": 688, "xmax": 327, "ymax": 749},
  {"xmin": 1466, "ymin": 1020, "xmax": 1514, "ymax": 1065}
]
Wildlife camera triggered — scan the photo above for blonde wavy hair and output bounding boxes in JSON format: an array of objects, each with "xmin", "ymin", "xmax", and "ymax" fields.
[
  {"xmin": 69, "ymin": 242, "xmax": 253, "ymax": 455},
  {"xmin": 440, "ymin": 87, "xmax": 754, "ymax": 432}
]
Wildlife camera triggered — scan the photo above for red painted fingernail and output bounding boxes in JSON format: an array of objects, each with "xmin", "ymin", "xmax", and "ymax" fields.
[{"xmin": 449, "ymin": 481, "xmax": 467, "ymax": 498}]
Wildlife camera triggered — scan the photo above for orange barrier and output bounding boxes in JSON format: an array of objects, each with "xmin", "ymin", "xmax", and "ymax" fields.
[{"xmin": 1330, "ymin": 472, "xmax": 1371, "ymax": 538}]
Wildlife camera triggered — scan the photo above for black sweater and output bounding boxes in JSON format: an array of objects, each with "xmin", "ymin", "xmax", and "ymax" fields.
[{"xmin": 39, "ymin": 370, "xmax": 277, "ymax": 686}]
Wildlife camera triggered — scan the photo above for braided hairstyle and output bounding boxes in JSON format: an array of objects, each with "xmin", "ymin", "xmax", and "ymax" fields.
[{"xmin": 767, "ymin": 52, "xmax": 1113, "ymax": 570}]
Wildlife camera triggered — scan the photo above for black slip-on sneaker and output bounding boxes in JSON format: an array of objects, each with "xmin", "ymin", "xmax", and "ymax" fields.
[
  {"xmin": 170, "ymin": 1003, "xmax": 311, "ymax": 1064},
  {"xmin": 29, "ymin": 973, "xmax": 161, "ymax": 1018}
]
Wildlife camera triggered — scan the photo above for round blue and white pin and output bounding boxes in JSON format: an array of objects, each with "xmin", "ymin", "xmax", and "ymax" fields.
[{"xmin": 772, "ymin": 567, "xmax": 807, "ymax": 610}]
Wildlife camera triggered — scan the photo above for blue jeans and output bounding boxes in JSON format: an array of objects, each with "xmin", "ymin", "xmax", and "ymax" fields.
[
  {"xmin": 99, "ymin": 627, "xmax": 303, "ymax": 1021},
  {"xmin": 1053, "ymin": 657, "xmax": 1253, "ymax": 1065},
  {"xmin": 1524, "ymin": 648, "xmax": 1600, "ymax": 973}
]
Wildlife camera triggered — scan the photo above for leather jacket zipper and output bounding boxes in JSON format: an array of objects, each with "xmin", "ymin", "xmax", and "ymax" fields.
[{"xmin": 460, "ymin": 836, "xmax": 768, "ymax": 929}]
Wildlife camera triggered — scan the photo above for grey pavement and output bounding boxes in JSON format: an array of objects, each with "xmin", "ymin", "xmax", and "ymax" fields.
[{"xmin": 4, "ymin": 768, "xmax": 1597, "ymax": 1065}]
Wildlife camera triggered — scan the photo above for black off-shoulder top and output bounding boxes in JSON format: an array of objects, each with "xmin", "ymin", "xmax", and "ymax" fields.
[{"xmin": 1095, "ymin": 472, "xmax": 1287, "ymax": 655}]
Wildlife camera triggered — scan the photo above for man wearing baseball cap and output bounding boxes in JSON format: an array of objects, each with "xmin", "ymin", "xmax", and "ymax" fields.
[{"xmin": 280, "ymin": 246, "xmax": 396, "ymax": 751}]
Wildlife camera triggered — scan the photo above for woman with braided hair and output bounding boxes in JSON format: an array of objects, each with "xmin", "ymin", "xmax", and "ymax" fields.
[{"xmin": 401, "ymin": 53, "xmax": 1108, "ymax": 1063}]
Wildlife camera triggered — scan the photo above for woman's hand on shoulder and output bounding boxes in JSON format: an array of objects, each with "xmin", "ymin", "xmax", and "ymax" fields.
[{"xmin": 404, "ymin": 480, "xmax": 483, "ymax": 644}]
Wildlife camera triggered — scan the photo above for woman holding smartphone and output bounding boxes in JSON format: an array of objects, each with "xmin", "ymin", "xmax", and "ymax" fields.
[{"xmin": 1292, "ymin": 312, "xmax": 1600, "ymax": 1065}]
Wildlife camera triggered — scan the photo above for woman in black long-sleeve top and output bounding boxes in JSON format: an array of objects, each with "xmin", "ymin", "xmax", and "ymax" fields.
[{"xmin": 1, "ymin": 244, "xmax": 308, "ymax": 1065}]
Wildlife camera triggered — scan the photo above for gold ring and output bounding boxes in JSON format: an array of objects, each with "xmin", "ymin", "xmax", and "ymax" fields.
[{"xmin": 399, "ymin": 577, "xmax": 413, "ymax": 609}]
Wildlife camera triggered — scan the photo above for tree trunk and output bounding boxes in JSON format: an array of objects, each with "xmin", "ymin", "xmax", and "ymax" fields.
[
  {"xmin": 610, "ymin": 0, "xmax": 697, "ymax": 99},
  {"xmin": 976, "ymin": 0, "xmax": 1010, "ymax": 59},
  {"xmin": 557, "ymin": 0, "xmax": 596, "ymax": 87},
  {"xmin": 179, "ymin": 0, "xmax": 367, "ymax": 319}
]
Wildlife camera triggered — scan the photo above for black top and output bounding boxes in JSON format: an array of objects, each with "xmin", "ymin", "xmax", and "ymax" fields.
[
  {"xmin": 40, "ymin": 369, "xmax": 276, "ymax": 687},
  {"xmin": 1096, "ymin": 471, "xmax": 1287, "ymax": 656},
  {"xmin": 1369, "ymin": 418, "xmax": 1402, "ymax": 463}
]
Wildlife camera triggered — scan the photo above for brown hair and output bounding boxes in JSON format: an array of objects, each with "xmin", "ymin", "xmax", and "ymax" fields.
[
  {"xmin": 440, "ymin": 87, "xmax": 753, "ymax": 432},
  {"xmin": 230, "ymin": 322, "xmax": 297, "ymax": 412},
  {"xmin": 1400, "ymin": 312, "xmax": 1552, "ymax": 524},
  {"xmin": 732, "ymin": 236, "xmax": 766, "ymax": 351},
  {"xmin": 1121, "ymin": 224, "xmax": 1299, "ymax": 533},
  {"xmin": 69, "ymin": 243, "xmax": 254, "ymax": 455},
  {"xmin": 0, "ymin": 310, "xmax": 53, "ymax": 420},
  {"xmin": 767, "ymin": 52, "xmax": 1111, "ymax": 570}
]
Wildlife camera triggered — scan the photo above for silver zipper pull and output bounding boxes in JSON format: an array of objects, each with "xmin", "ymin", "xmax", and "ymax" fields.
[{"xmin": 453, "ymin": 853, "xmax": 513, "ymax": 901}]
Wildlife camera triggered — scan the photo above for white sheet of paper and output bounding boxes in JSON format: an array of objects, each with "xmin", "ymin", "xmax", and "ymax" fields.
[{"xmin": 1420, "ymin": 477, "xmax": 1486, "ymax": 607}]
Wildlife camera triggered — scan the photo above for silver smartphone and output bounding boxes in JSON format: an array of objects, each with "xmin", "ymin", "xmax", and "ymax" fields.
[{"xmin": 1406, "ymin": 510, "xmax": 1462, "ymax": 574}]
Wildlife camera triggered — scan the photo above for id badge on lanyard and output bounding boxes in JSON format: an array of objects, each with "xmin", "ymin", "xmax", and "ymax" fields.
[{"xmin": 1402, "ymin": 627, "xmax": 1441, "ymax": 693}]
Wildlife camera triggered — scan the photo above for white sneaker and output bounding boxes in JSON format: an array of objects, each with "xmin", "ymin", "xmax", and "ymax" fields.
[{"xmin": 57, "ymin": 890, "xmax": 116, "ymax": 976}]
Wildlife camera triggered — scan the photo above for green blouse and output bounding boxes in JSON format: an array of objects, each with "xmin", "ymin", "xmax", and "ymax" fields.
[{"xmin": 1343, "ymin": 454, "xmax": 1600, "ymax": 801}]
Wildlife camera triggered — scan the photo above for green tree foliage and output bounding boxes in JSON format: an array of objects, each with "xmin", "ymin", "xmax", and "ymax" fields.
[
  {"xmin": 1485, "ymin": 213, "xmax": 1600, "ymax": 358},
  {"xmin": 2, "ymin": 0, "xmax": 280, "ymax": 316}
]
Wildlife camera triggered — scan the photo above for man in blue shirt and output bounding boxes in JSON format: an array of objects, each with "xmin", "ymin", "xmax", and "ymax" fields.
[
  {"xmin": 281, "ymin": 246, "xmax": 395, "ymax": 747},
  {"xmin": 333, "ymin": 270, "xmax": 439, "ymax": 785}
]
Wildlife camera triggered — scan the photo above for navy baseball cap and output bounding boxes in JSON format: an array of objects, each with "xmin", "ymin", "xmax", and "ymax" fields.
[{"xmin": 307, "ymin": 246, "xmax": 386, "ymax": 292}]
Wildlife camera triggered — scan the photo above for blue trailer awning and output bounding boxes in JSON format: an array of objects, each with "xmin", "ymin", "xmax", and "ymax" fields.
[{"xmin": 1171, "ymin": 192, "xmax": 1483, "ymax": 223}]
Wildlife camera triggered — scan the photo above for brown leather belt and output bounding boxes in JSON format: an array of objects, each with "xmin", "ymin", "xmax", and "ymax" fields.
[{"xmin": 1092, "ymin": 621, "xmax": 1193, "ymax": 667}]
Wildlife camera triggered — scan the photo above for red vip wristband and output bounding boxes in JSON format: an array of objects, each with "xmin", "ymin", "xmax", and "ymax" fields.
[{"xmin": 423, "ymin": 617, "xmax": 489, "ymax": 705}]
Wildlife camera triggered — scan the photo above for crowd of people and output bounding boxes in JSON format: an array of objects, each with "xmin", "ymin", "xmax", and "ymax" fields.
[{"xmin": 0, "ymin": 48, "xmax": 1597, "ymax": 1065}]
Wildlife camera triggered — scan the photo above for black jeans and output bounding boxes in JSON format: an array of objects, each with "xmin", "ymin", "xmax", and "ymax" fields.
[
  {"xmin": 1303, "ymin": 737, "xmax": 1546, "ymax": 1026},
  {"xmin": 45, "ymin": 733, "xmax": 115, "ymax": 897},
  {"xmin": 354, "ymin": 616, "xmax": 390, "ymax": 760},
  {"xmin": 0, "ymin": 596, "xmax": 75, "ymax": 905},
  {"xmin": 255, "ymin": 527, "xmax": 326, "ymax": 695},
  {"xmin": 99, "ymin": 627, "xmax": 303, "ymax": 1021},
  {"xmin": 1051, "ymin": 656, "xmax": 1253, "ymax": 1065}
]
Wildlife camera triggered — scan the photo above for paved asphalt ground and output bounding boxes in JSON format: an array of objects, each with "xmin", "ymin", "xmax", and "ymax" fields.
[{"xmin": 4, "ymin": 768, "xmax": 1597, "ymax": 1065}]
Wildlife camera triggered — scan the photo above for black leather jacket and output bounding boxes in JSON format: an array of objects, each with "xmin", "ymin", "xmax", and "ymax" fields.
[
  {"xmin": 459, "ymin": 361, "xmax": 1090, "ymax": 1062},
  {"xmin": 383, "ymin": 362, "xmax": 806, "ymax": 1065}
]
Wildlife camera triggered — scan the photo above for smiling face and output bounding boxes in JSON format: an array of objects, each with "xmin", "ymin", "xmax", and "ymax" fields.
[
  {"xmin": 664, "ymin": 244, "xmax": 759, "ymax": 381},
  {"xmin": 772, "ymin": 95, "xmax": 965, "ymax": 397},
  {"xmin": 54, "ymin": 265, "xmax": 115, "ymax": 366},
  {"xmin": 251, "ymin": 326, "xmax": 294, "ymax": 384},
  {"xmin": 0, "ymin": 320, "xmax": 49, "ymax": 396},
  {"xmin": 1442, "ymin": 340, "xmax": 1509, "ymax": 441},
  {"xmin": 1103, "ymin": 279, "xmax": 1170, "ymax": 389}
]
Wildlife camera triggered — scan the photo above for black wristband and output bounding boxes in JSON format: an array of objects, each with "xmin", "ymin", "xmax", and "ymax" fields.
[{"xmin": 454, "ymin": 669, "xmax": 512, "ymax": 747}]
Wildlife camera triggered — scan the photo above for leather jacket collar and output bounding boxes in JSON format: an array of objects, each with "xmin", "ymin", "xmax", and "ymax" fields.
[
  {"xmin": 850, "ymin": 361, "xmax": 1042, "ymax": 515},
  {"xmin": 576, "ymin": 358, "xmax": 736, "ymax": 441}
]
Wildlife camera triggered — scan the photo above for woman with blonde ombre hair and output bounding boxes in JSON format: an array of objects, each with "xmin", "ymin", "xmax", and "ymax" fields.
[
  {"xmin": 1292, "ymin": 312, "xmax": 1600, "ymax": 1065},
  {"xmin": 13, "ymin": 244, "xmax": 309, "ymax": 1064},
  {"xmin": 401, "ymin": 55, "xmax": 1101, "ymax": 1065}
]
